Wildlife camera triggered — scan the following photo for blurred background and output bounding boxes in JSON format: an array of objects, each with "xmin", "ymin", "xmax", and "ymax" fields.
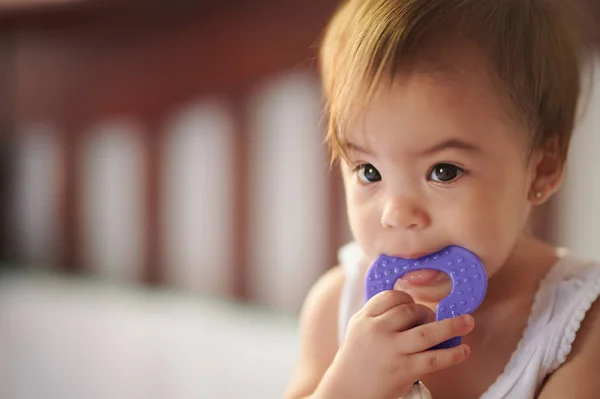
[{"xmin": 0, "ymin": 0, "xmax": 600, "ymax": 398}]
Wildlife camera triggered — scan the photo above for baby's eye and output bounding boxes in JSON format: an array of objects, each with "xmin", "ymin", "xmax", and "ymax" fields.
[
  {"xmin": 429, "ymin": 163, "xmax": 464, "ymax": 183},
  {"xmin": 357, "ymin": 163, "xmax": 382, "ymax": 184}
]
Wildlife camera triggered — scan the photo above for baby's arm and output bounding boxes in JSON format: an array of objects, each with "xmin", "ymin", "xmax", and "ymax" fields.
[
  {"xmin": 538, "ymin": 299, "xmax": 600, "ymax": 398},
  {"xmin": 283, "ymin": 266, "xmax": 345, "ymax": 399}
]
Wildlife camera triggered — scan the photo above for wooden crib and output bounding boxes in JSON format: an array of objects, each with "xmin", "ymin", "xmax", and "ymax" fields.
[{"xmin": 0, "ymin": 0, "xmax": 353, "ymax": 312}]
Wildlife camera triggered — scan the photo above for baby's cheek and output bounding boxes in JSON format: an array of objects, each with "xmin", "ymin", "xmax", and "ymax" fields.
[
  {"xmin": 346, "ymin": 200, "xmax": 379, "ymax": 254},
  {"xmin": 450, "ymin": 204, "xmax": 516, "ymax": 276}
]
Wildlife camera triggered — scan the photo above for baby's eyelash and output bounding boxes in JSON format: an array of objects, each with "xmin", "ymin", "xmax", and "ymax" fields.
[
  {"xmin": 348, "ymin": 162, "xmax": 365, "ymax": 173},
  {"xmin": 428, "ymin": 163, "xmax": 469, "ymax": 185}
]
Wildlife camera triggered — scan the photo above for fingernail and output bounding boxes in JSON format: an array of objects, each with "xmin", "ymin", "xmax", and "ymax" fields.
[
  {"xmin": 462, "ymin": 315, "xmax": 474, "ymax": 327},
  {"xmin": 464, "ymin": 345, "xmax": 471, "ymax": 356}
]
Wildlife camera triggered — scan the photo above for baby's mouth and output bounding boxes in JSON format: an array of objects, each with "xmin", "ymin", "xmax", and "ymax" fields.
[
  {"xmin": 399, "ymin": 269, "xmax": 448, "ymax": 285},
  {"xmin": 394, "ymin": 269, "xmax": 452, "ymax": 304}
]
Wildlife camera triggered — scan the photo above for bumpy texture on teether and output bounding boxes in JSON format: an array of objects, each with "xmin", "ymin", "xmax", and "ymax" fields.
[{"xmin": 364, "ymin": 245, "xmax": 487, "ymax": 349}]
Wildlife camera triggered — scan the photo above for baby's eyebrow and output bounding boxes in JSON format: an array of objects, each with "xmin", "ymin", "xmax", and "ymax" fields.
[
  {"xmin": 346, "ymin": 141, "xmax": 372, "ymax": 154},
  {"xmin": 421, "ymin": 139, "xmax": 483, "ymax": 155}
]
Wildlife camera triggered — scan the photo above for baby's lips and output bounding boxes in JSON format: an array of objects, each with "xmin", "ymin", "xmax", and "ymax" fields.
[
  {"xmin": 399, "ymin": 269, "xmax": 450, "ymax": 286},
  {"xmin": 394, "ymin": 273, "xmax": 452, "ymax": 304}
]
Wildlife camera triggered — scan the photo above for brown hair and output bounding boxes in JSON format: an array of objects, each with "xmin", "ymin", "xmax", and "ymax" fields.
[{"xmin": 320, "ymin": 0, "xmax": 583, "ymax": 164}]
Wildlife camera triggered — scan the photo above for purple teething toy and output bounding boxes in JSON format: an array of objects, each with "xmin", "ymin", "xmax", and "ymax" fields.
[{"xmin": 364, "ymin": 245, "xmax": 487, "ymax": 349}]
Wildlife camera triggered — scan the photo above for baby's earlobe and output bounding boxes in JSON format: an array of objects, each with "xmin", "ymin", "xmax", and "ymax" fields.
[{"xmin": 529, "ymin": 189, "xmax": 546, "ymax": 204}]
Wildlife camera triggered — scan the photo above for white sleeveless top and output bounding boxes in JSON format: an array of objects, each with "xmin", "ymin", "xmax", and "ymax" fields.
[{"xmin": 337, "ymin": 241, "xmax": 600, "ymax": 398}]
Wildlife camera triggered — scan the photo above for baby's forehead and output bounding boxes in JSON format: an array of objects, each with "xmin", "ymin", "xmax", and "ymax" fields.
[
  {"xmin": 340, "ymin": 65, "xmax": 529, "ymax": 159},
  {"xmin": 352, "ymin": 64, "xmax": 516, "ymax": 128}
]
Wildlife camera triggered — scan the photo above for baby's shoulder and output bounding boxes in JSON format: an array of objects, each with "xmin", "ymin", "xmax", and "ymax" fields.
[
  {"xmin": 571, "ymin": 297, "xmax": 600, "ymax": 360},
  {"xmin": 299, "ymin": 265, "xmax": 346, "ymax": 334},
  {"xmin": 536, "ymin": 255, "xmax": 600, "ymax": 397},
  {"xmin": 537, "ymin": 297, "xmax": 600, "ymax": 397},
  {"xmin": 304, "ymin": 265, "xmax": 346, "ymax": 305}
]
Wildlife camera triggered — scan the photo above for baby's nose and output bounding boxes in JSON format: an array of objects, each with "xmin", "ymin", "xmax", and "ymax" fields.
[{"xmin": 380, "ymin": 195, "xmax": 431, "ymax": 230}]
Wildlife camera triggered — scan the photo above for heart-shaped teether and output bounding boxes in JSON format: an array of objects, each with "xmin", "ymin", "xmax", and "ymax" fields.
[{"xmin": 364, "ymin": 245, "xmax": 487, "ymax": 349}]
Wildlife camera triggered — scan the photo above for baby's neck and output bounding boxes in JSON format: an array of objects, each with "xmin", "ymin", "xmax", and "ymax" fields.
[{"xmin": 472, "ymin": 234, "xmax": 559, "ymax": 335}]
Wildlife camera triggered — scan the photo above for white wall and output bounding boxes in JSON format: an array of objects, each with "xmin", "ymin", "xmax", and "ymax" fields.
[{"xmin": 554, "ymin": 59, "xmax": 600, "ymax": 260}]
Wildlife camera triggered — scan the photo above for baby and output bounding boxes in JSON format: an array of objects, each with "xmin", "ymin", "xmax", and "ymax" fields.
[{"xmin": 284, "ymin": 0, "xmax": 600, "ymax": 398}]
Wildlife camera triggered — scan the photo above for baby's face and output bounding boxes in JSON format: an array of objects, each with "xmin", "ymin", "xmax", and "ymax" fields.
[{"xmin": 342, "ymin": 46, "xmax": 539, "ymax": 303}]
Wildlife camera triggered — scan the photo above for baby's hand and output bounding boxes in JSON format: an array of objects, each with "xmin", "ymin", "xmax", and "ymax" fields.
[{"xmin": 315, "ymin": 290, "xmax": 474, "ymax": 399}]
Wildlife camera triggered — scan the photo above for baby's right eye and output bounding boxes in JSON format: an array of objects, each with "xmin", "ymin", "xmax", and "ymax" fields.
[{"xmin": 356, "ymin": 163, "xmax": 382, "ymax": 184}]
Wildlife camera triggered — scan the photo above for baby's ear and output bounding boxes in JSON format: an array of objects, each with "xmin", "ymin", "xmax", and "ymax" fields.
[{"xmin": 529, "ymin": 137, "xmax": 564, "ymax": 205}]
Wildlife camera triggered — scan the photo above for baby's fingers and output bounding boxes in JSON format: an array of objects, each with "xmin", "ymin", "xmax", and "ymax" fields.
[
  {"xmin": 362, "ymin": 290, "xmax": 415, "ymax": 317},
  {"xmin": 399, "ymin": 314, "xmax": 474, "ymax": 353},
  {"xmin": 408, "ymin": 344, "xmax": 471, "ymax": 378},
  {"xmin": 379, "ymin": 303, "xmax": 434, "ymax": 332}
]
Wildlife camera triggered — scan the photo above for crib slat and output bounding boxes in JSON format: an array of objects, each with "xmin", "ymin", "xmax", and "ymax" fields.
[
  {"xmin": 142, "ymin": 116, "xmax": 163, "ymax": 285},
  {"xmin": 60, "ymin": 127, "xmax": 83, "ymax": 272},
  {"xmin": 231, "ymin": 93, "xmax": 250, "ymax": 300}
]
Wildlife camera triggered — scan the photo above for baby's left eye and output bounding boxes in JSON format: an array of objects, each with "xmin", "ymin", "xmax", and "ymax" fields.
[{"xmin": 429, "ymin": 163, "xmax": 464, "ymax": 183}]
